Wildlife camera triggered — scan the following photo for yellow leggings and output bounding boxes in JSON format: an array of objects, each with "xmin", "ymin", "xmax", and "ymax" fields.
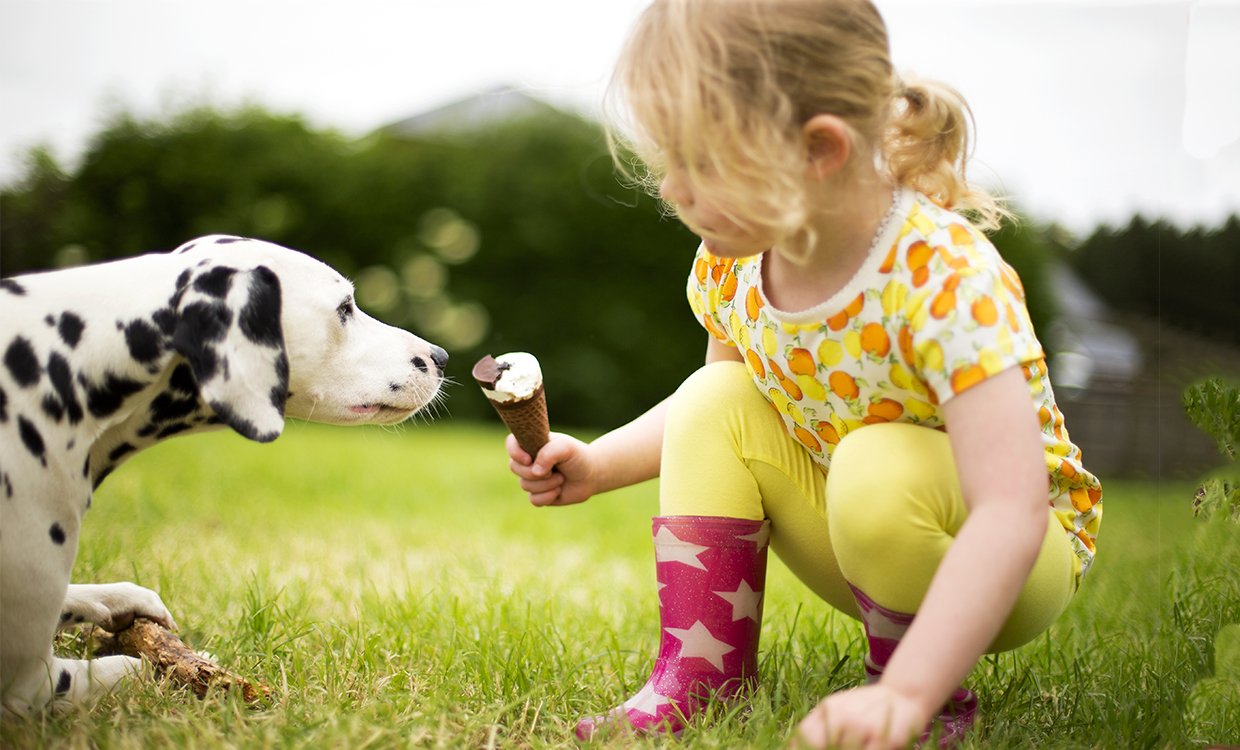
[{"xmin": 660, "ymin": 362, "xmax": 1077, "ymax": 652}]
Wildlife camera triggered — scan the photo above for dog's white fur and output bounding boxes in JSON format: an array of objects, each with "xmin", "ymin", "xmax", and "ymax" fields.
[{"xmin": 0, "ymin": 236, "xmax": 446, "ymax": 712}]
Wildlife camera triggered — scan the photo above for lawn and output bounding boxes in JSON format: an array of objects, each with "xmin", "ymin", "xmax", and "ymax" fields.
[{"xmin": 2, "ymin": 421, "xmax": 1237, "ymax": 749}]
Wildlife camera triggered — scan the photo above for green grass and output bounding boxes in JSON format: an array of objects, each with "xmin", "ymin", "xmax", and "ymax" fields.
[{"xmin": 3, "ymin": 422, "xmax": 1238, "ymax": 748}]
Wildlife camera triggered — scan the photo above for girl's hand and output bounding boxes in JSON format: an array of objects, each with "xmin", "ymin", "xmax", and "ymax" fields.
[
  {"xmin": 506, "ymin": 432, "xmax": 599, "ymax": 507},
  {"xmin": 792, "ymin": 684, "xmax": 929, "ymax": 750}
]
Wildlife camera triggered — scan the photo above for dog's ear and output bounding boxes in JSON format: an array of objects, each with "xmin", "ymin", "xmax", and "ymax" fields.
[{"xmin": 172, "ymin": 263, "xmax": 289, "ymax": 442}]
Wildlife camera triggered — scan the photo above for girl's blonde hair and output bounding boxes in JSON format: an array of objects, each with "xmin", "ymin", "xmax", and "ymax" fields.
[{"xmin": 605, "ymin": 0, "xmax": 1010, "ymax": 237}]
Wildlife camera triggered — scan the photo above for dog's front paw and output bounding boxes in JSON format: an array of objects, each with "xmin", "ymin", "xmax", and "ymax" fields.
[{"xmin": 61, "ymin": 582, "xmax": 178, "ymax": 633}]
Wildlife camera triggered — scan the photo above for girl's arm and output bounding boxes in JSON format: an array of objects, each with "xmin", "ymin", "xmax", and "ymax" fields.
[
  {"xmin": 881, "ymin": 364, "xmax": 1048, "ymax": 710},
  {"xmin": 797, "ymin": 364, "xmax": 1048, "ymax": 748},
  {"xmin": 511, "ymin": 335, "xmax": 742, "ymax": 505}
]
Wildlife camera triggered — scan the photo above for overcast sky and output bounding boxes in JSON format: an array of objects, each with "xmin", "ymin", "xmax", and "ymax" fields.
[{"xmin": 1, "ymin": 0, "xmax": 1237, "ymax": 234}]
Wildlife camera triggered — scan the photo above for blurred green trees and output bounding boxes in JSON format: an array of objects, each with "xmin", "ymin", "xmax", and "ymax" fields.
[
  {"xmin": 3, "ymin": 103, "xmax": 1067, "ymax": 427},
  {"xmin": 1066, "ymin": 216, "xmax": 1240, "ymax": 345}
]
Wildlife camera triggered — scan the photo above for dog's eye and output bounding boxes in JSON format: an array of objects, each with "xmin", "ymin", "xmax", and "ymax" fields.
[{"xmin": 336, "ymin": 298, "xmax": 354, "ymax": 325}]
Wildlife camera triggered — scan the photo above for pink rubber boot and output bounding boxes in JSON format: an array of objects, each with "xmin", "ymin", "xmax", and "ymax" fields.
[
  {"xmin": 575, "ymin": 516, "xmax": 770, "ymax": 740},
  {"xmin": 850, "ymin": 584, "xmax": 979, "ymax": 748}
]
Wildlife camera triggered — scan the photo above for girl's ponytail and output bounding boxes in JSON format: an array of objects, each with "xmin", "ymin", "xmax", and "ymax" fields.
[{"xmin": 885, "ymin": 74, "xmax": 1011, "ymax": 231}]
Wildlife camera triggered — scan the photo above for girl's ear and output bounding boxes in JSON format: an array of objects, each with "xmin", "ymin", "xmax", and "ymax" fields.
[{"xmin": 803, "ymin": 114, "xmax": 852, "ymax": 180}]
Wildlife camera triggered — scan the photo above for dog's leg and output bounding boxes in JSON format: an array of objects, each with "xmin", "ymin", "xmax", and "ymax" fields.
[
  {"xmin": 2, "ymin": 584, "xmax": 172, "ymax": 712},
  {"xmin": 59, "ymin": 583, "xmax": 177, "ymax": 633},
  {"xmin": 2, "ymin": 652, "xmax": 145, "ymax": 713}
]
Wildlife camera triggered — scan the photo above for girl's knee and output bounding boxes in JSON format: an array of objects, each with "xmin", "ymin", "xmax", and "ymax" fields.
[
  {"xmin": 668, "ymin": 361, "xmax": 766, "ymax": 429},
  {"xmin": 827, "ymin": 423, "xmax": 963, "ymax": 551}
]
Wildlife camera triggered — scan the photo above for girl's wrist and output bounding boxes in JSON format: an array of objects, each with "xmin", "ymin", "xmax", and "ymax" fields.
[{"xmin": 879, "ymin": 672, "xmax": 945, "ymax": 721}]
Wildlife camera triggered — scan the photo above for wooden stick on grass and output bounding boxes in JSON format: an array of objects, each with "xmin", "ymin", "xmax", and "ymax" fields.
[{"xmin": 94, "ymin": 617, "xmax": 272, "ymax": 707}]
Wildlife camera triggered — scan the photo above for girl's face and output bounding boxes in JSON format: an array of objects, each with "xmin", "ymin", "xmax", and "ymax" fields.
[{"xmin": 659, "ymin": 167, "xmax": 775, "ymax": 258}]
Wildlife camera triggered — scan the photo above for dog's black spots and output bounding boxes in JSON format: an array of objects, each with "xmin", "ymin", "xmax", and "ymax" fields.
[
  {"xmin": 151, "ymin": 307, "xmax": 177, "ymax": 337},
  {"xmin": 85, "ymin": 493, "xmax": 91, "ymax": 510},
  {"xmin": 389, "ymin": 382, "xmax": 401, "ymax": 393},
  {"xmin": 169, "ymin": 363, "xmax": 197, "ymax": 394},
  {"xmin": 270, "ymin": 354, "xmax": 289, "ymax": 411},
  {"xmin": 0, "ymin": 279, "xmax": 27, "ymax": 296},
  {"xmin": 44, "ymin": 315, "xmax": 55, "ymax": 326},
  {"xmin": 92, "ymin": 465, "xmax": 113, "ymax": 489},
  {"xmin": 55, "ymin": 669, "xmax": 71, "ymax": 696},
  {"xmin": 124, "ymin": 319, "xmax": 163, "ymax": 364},
  {"xmin": 193, "ymin": 266, "xmax": 237, "ymax": 299},
  {"xmin": 213, "ymin": 237, "xmax": 244, "ymax": 244},
  {"xmin": 187, "ymin": 348, "xmax": 220, "ymax": 383},
  {"xmin": 170, "ymin": 269, "xmax": 193, "ymax": 309},
  {"xmin": 412, "ymin": 356, "xmax": 428, "ymax": 374},
  {"xmin": 2, "ymin": 472, "xmax": 12, "ymax": 499},
  {"xmin": 156, "ymin": 423, "xmax": 190, "ymax": 439},
  {"xmin": 208, "ymin": 400, "xmax": 247, "ymax": 433},
  {"xmin": 82, "ymin": 456, "xmax": 90, "ymax": 478},
  {"xmin": 41, "ymin": 394, "xmax": 64, "ymax": 423},
  {"xmin": 48, "ymin": 352, "xmax": 83, "ymax": 424},
  {"xmin": 57, "ymin": 312, "xmax": 86, "ymax": 348},
  {"xmin": 67, "ymin": 439, "xmax": 74, "ymax": 450},
  {"xmin": 269, "ymin": 383, "xmax": 288, "ymax": 412},
  {"xmin": 0, "ymin": 385, "xmax": 7, "ymax": 422},
  {"xmin": 85, "ymin": 373, "xmax": 145, "ymax": 418},
  {"xmin": 5, "ymin": 337, "xmax": 41, "ymax": 387},
  {"xmin": 60, "ymin": 611, "xmax": 72, "ymax": 624},
  {"xmin": 179, "ymin": 301, "xmax": 232, "ymax": 344},
  {"xmin": 150, "ymin": 391, "xmax": 198, "ymax": 423},
  {"xmin": 136, "ymin": 422, "xmax": 157, "ymax": 438},
  {"xmin": 17, "ymin": 416, "xmax": 46, "ymax": 466},
  {"xmin": 49, "ymin": 522, "xmax": 66, "ymax": 545},
  {"xmin": 173, "ymin": 303, "xmax": 230, "ymax": 383},
  {"xmin": 208, "ymin": 400, "xmax": 277, "ymax": 442},
  {"xmin": 73, "ymin": 615, "xmax": 84, "ymax": 623},
  {"xmin": 108, "ymin": 442, "xmax": 135, "ymax": 463},
  {"xmin": 174, "ymin": 241, "xmax": 197, "ymax": 254},
  {"xmin": 239, "ymin": 267, "xmax": 283, "ymax": 348}
]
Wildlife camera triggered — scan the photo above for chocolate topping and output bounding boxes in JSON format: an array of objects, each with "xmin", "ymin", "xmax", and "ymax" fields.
[{"xmin": 471, "ymin": 354, "xmax": 511, "ymax": 390}]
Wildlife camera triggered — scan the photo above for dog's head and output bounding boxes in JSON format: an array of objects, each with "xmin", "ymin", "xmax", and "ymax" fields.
[{"xmin": 170, "ymin": 235, "xmax": 447, "ymax": 442}]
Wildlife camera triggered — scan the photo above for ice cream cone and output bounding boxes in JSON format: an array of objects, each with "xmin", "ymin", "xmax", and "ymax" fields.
[
  {"xmin": 473, "ymin": 353, "xmax": 550, "ymax": 457},
  {"xmin": 489, "ymin": 385, "xmax": 549, "ymax": 457}
]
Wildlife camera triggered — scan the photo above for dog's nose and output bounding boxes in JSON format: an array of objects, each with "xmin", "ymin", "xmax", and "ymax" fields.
[{"xmin": 429, "ymin": 346, "xmax": 449, "ymax": 376}]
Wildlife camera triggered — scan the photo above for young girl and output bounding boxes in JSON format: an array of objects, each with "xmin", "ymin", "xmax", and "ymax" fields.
[{"xmin": 503, "ymin": 1, "xmax": 1102, "ymax": 746}]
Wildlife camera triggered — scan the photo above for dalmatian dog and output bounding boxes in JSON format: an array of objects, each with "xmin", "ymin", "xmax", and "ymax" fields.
[{"xmin": 0, "ymin": 235, "xmax": 448, "ymax": 713}]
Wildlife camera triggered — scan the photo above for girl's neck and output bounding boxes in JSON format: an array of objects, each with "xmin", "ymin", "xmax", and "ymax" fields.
[{"xmin": 763, "ymin": 174, "xmax": 897, "ymax": 313}]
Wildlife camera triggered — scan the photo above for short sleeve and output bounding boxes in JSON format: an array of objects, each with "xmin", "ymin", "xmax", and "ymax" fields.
[
  {"xmin": 686, "ymin": 244, "xmax": 737, "ymax": 346},
  {"xmin": 908, "ymin": 255, "xmax": 1044, "ymax": 403}
]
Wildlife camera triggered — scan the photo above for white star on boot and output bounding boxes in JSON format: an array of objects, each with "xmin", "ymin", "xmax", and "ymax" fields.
[
  {"xmin": 714, "ymin": 580, "xmax": 763, "ymax": 622},
  {"xmin": 653, "ymin": 526, "xmax": 709, "ymax": 570},
  {"xmin": 623, "ymin": 682, "xmax": 673, "ymax": 717},
  {"xmin": 665, "ymin": 621, "xmax": 735, "ymax": 672},
  {"xmin": 736, "ymin": 523, "xmax": 770, "ymax": 549}
]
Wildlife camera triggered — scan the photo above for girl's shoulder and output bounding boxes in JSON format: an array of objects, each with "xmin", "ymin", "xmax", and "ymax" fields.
[
  {"xmin": 903, "ymin": 191, "xmax": 996, "ymax": 255},
  {"xmin": 893, "ymin": 191, "xmax": 1017, "ymax": 290}
]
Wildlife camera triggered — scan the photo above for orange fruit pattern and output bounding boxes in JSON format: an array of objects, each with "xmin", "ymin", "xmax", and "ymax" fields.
[
  {"xmin": 860, "ymin": 323, "xmax": 891, "ymax": 358},
  {"xmin": 685, "ymin": 191, "xmax": 1103, "ymax": 577}
]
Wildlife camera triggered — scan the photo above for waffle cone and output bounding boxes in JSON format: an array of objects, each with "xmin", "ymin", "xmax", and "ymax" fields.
[{"xmin": 488, "ymin": 385, "xmax": 549, "ymax": 457}]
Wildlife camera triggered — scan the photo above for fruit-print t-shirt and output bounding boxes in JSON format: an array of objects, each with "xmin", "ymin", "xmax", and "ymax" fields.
[{"xmin": 686, "ymin": 188, "xmax": 1103, "ymax": 579}]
